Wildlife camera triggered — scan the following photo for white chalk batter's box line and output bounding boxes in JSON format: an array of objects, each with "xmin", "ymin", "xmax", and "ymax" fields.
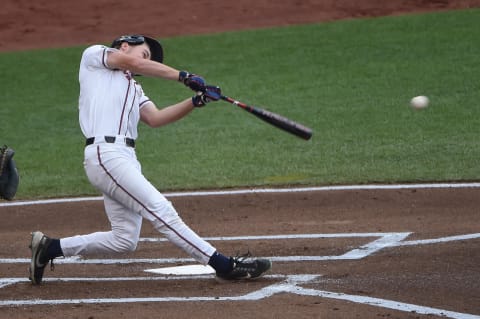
[
  {"xmin": 1, "ymin": 232, "xmax": 479, "ymax": 265},
  {"xmin": 1, "ymin": 275, "xmax": 479, "ymax": 319},
  {"xmin": 2, "ymin": 232, "xmax": 480, "ymax": 319}
]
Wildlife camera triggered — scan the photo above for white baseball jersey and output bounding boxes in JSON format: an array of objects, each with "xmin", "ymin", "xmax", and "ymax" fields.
[{"xmin": 78, "ymin": 45, "xmax": 151, "ymax": 139}]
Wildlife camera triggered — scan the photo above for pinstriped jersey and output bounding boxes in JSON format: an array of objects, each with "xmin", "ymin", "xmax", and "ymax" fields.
[{"xmin": 78, "ymin": 45, "xmax": 151, "ymax": 139}]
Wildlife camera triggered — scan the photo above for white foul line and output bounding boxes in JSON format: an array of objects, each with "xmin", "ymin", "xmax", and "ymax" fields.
[
  {"xmin": 1, "ymin": 182, "xmax": 480, "ymax": 207},
  {"xmin": 295, "ymin": 285, "xmax": 480, "ymax": 319},
  {"xmin": 397, "ymin": 233, "xmax": 480, "ymax": 246}
]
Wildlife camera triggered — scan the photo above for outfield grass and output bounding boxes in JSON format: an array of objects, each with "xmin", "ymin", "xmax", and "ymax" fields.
[{"xmin": 0, "ymin": 9, "xmax": 479, "ymax": 199}]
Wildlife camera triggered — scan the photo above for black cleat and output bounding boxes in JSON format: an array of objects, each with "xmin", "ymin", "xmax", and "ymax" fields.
[
  {"xmin": 28, "ymin": 231, "xmax": 53, "ymax": 285},
  {"xmin": 216, "ymin": 253, "xmax": 272, "ymax": 281}
]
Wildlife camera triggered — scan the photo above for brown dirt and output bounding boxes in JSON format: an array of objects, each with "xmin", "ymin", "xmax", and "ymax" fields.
[
  {"xmin": 1, "ymin": 187, "xmax": 480, "ymax": 318},
  {"xmin": 1, "ymin": 0, "xmax": 480, "ymax": 52},
  {"xmin": 1, "ymin": 1, "xmax": 480, "ymax": 318}
]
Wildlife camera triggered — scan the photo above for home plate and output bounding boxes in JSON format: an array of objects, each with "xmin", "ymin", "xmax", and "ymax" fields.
[{"xmin": 145, "ymin": 264, "xmax": 216, "ymax": 276}]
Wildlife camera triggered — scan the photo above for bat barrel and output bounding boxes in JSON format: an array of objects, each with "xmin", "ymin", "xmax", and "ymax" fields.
[
  {"xmin": 250, "ymin": 106, "xmax": 312, "ymax": 140},
  {"xmin": 220, "ymin": 95, "xmax": 312, "ymax": 140}
]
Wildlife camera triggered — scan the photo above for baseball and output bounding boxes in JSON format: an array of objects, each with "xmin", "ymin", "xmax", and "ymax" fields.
[{"xmin": 410, "ymin": 95, "xmax": 429, "ymax": 109}]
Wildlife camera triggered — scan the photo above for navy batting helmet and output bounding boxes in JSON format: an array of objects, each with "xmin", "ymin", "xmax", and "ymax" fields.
[{"xmin": 111, "ymin": 35, "xmax": 164, "ymax": 63}]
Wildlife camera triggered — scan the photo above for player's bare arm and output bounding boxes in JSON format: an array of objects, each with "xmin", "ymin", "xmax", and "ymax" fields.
[
  {"xmin": 140, "ymin": 100, "xmax": 195, "ymax": 128},
  {"xmin": 107, "ymin": 48, "xmax": 180, "ymax": 80}
]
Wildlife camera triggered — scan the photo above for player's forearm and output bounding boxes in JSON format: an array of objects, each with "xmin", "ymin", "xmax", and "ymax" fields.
[
  {"xmin": 142, "ymin": 99, "xmax": 195, "ymax": 128},
  {"xmin": 129, "ymin": 58, "xmax": 180, "ymax": 80},
  {"xmin": 108, "ymin": 51, "xmax": 180, "ymax": 81}
]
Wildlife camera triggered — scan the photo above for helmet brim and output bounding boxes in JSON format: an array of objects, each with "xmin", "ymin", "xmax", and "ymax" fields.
[{"xmin": 144, "ymin": 36, "xmax": 164, "ymax": 63}]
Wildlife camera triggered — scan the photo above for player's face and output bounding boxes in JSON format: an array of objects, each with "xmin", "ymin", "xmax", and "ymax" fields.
[{"xmin": 126, "ymin": 43, "xmax": 152, "ymax": 60}]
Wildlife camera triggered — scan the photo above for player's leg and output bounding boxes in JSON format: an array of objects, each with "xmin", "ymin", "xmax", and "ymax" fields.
[
  {"xmin": 92, "ymin": 149, "xmax": 271, "ymax": 279},
  {"xmin": 59, "ymin": 194, "xmax": 143, "ymax": 256},
  {"xmin": 30, "ymin": 193, "xmax": 143, "ymax": 285},
  {"xmin": 99, "ymin": 157, "xmax": 217, "ymax": 264},
  {"xmin": 81, "ymin": 144, "xmax": 217, "ymax": 263}
]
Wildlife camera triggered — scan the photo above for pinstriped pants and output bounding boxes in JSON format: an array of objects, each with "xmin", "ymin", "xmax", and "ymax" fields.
[{"xmin": 60, "ymin": 142, "xmax": 216, "ymax": 264}]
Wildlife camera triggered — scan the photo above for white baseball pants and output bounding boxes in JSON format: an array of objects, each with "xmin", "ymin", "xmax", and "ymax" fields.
[{"xmin": 60, "ymin": 142, "xmax": 216, "ymax": 264}]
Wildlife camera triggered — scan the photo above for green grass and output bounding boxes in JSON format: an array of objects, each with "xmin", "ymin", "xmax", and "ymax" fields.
[{"xmin": 1, "ymin": 9, "xmax": 479, "ymax": 199}]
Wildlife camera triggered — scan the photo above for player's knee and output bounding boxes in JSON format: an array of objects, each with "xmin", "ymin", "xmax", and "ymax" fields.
[
  {"xmin": 116, "ymin": 238, "xmax": 138, "ymax": 252},
  {"xmin": 112, "ymin": 233, "xmax": 138, "ymax": 253},
  {"xmin": 122, "ymin": 238, "xmax": 138, "ymax": 252}
]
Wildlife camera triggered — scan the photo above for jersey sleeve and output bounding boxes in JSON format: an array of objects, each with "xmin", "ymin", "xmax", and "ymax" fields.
[
  {"xmin": 81, "ymin": 45, "xmax": 117, "ymax": 71},
  {"xmin": 138, "ymin": 87, "xmax": 152, "ymax": 109}
]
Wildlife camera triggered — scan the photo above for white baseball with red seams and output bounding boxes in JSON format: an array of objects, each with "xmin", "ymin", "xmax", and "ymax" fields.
[{"xmin": 60, "ymin": 45, "xmax": 216, "ymax": 264}]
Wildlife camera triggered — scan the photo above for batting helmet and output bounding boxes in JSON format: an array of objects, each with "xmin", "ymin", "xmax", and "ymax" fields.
[{"xmin": 111, "ymin": 35, "xmax": 164, "ymax": 63}]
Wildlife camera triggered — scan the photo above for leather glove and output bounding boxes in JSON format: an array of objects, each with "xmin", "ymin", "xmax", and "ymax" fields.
[
  {"xmin": 192, "ymin": 85, "xmax": 222, "ymax": 107},
  {"xmin": 0, "ymin": 145, "xmax": 19, "ymax": 200},
  {"xmin": 179, "ymin": 71, "xmax": 206, "ymax": 92}
]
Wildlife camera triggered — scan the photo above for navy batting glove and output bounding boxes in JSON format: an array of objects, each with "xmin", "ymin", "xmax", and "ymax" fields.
[
  {"xmin": 192, "ymin": 85, "xmax": 222, "ymax": 107},
  {"xmin": 179, "ymin": 71, "xmax": 206, "ymax": 92}
]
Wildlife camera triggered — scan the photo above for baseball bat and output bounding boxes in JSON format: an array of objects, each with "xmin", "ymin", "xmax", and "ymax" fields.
[{"xmin": 220, "ymin": 95, "xmax": 313, "ymax": 140}]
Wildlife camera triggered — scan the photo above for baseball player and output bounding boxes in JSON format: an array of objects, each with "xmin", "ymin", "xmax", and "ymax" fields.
[{"xmin": 29, "ymin": 34, "xmax": 271, "ymax": 284}]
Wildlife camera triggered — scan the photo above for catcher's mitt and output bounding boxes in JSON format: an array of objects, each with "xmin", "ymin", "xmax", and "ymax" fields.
[{"xmin": 0, "ymin": 145, "xmax": 19, "ymax": 200}]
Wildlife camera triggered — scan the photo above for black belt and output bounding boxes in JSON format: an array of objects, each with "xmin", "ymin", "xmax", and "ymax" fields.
[{"xmin": 85, "ymin": 136, "xmax": 135, "ymax": 148}]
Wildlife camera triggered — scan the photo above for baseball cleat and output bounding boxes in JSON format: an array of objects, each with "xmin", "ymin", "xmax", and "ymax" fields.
[
  {"xmin": 29, "ymin": 231, "xmax": 53, "ymax": 285},
  {"xmin": 216, "ymin": 253, "xmax": 272, "ymax": 281}
]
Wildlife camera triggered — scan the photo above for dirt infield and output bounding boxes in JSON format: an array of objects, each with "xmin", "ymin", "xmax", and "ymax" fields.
[
  {"xmin": 2, "ymin": 0, "xmax": 480, "ymax": 52},
  {"xmin": 1, "ymin": 1, "xmax": 480, "ymax": 318},
  {"xmin": 1, "ymin": 185, "xmax": 480, "ymax": 318}
]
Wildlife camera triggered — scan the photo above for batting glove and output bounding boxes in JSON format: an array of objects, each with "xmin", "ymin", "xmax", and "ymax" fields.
[
  {"xmin": 192, "ymin": 85, "xmax": 222, "ymax": 107},
  {"xmin": 179, "ymin": 71, "xmax": 206, "ymax": 92}
]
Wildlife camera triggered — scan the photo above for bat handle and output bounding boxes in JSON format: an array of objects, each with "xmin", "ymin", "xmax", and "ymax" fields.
[
  {"xmin": 220, "ymin": 95, "xmax": 237, "ymax": 104},
  {"xmin": 220, "ymin": 95, "xmax": 250, "ymax": 110}
]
